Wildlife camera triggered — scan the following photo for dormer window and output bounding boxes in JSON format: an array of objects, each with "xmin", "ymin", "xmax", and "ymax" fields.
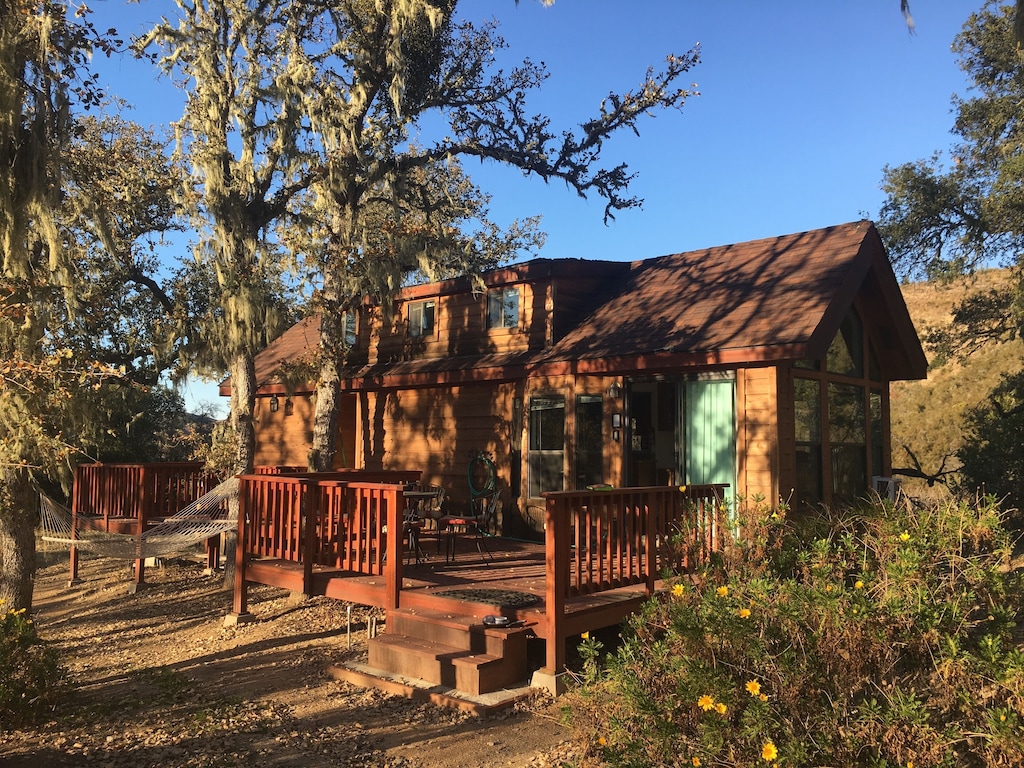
[
  {"xmin": 408, "ymin": 299, "xmax": 435, "ymax": 338},
  {"xmin": 487, "ymin": 287, "xmax": 519, "ymax": 330}
]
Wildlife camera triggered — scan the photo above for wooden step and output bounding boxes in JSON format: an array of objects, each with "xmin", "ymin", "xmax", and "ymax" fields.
[
  {"xmin": 452, "ymin": 652, "xmax": 530, "ymax": 696},
  {"xmin": 387, "ymin": 607, "xmax": 529, "ymax": 657},
  {"xmin": 370, "ymin": 607, "xmax": 533, "ymax": 696},
  {"xmin": 367, "ymin": 633, "xmax": 464, "ymax": 688}
]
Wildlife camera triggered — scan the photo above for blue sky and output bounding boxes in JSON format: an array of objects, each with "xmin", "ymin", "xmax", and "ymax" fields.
[{"xmin": 86, "ymin": 0, "xmax": 978, "ymax": 411}]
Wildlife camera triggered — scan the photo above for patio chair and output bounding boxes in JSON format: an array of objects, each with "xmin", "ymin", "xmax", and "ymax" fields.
[{"xmin": 439, "ymin": 493, "xmax": 499, "ymax": 563}]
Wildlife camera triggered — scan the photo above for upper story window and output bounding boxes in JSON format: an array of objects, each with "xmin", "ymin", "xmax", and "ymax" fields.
[
  {"xmin": 343, "ymin": 311, "xmax": 357, "ymax": 348},
  {"xmin": 487, "ymin": 287, "xmax": 519, "ymax": 330},
  {"xmin": 408, "ymin": 299, "xmax": 435, "ymax": 338}
]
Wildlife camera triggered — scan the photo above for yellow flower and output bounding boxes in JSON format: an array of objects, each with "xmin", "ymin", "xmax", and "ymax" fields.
[
  {"xmin": 672, "ymin": 583, "xmax": 685, "ymax": 597},
  {"xmin": 746, "ymin": 680, "xmax": 761, "ymax": 697},
  {"xmin": 697, "ymin": 695, "xmax": 715, "ymax": 711},
  {"xmin": 580, "ymin": 631, "xmax": 589, "ymax": 640},
  {"xmin": 716, "ymin": 586, "xmax": 729, "ymax": 597},
  {"xmin": 762, "ymin": 741, "xmax": 778, "ymax": 761},
  {"xmin": 900, "ymin": 531, "xmax": 910, "ymax": 542},
  {"xmin": 854, "ymin": 580, "xmax": 864, "ymax": 590},
  {"xmin": 714, "ymin": 702, "xmax": 727, "ymax": 715},
  {"xmin": 692, "ymin": 758, "xmax": 701, "ymax": 767},
  {"xmin": 737, "ymin": 607, "xmax": 751, "ymax": 619},
  {"xmin": 598, "ymin": 736, "xmax": 606, "ymax": 746},
  {"xmin": 759, "ymin": 693, "xmax": 768, "ymax": 702},
  {"xmin": 825, "ymin": 584, "xmax": 833, "ymax": 592}
]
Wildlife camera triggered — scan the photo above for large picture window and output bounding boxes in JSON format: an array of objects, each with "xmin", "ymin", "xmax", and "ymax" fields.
[{"xmin": 792, "ymin": 307, "xmax": 887, "ymax": 508}]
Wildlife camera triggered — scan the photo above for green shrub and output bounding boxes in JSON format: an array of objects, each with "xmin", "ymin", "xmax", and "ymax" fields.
[
  {"xmin": 0, "ymin": 601, "xmax": 64, "ymax": 727},
  {"xmin": 565, "ymin": 495, "xmax": 1024, "ymax": 767}
]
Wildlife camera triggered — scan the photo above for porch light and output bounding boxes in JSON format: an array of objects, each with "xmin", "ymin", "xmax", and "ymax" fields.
[
  {"xmin": 608, "ymin": 381, "xmax": 622, "ymax": 399},
  {"xmin": 269, "ymin": 395, "xmax": 279, "ymax": 412}
]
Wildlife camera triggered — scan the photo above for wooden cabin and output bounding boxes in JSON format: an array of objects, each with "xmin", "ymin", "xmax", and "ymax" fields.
[{"xmin": 236, "ymin": 220, "xmax": 926, "ymax": 527}]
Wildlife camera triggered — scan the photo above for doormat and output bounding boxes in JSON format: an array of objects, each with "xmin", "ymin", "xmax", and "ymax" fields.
[{"xmin": 433, "ymin": 588, "xmax": 540, "ymax": 608}]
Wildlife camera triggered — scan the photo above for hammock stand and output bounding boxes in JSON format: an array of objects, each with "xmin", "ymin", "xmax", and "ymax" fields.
[{"xmin": 38, "ymin": 477, "xmax": 239, "ymax": 590}]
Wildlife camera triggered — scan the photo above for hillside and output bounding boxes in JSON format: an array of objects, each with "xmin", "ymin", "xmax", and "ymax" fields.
[{"xmin": 891, "ymin": 269, "xmax": 1023, "ymax": 494}]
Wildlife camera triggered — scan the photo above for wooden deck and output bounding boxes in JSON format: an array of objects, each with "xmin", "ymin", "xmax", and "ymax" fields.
[
  {"xmin": 67, "ymin": 465, "xmax": 727, "ymax": 695},
  {"xmin": 230, "ymin": 475, "xmax": 728, "ymax": 688}
]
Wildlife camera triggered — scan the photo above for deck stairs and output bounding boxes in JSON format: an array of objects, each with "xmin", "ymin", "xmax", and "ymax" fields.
[{"xmin": 368, "ymin": 607, "xmax": 531, "ymax": 696}]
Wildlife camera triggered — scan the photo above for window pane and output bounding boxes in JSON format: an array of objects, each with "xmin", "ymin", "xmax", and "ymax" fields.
[
  {"xmin": 870, "ymin": 390, "xmax": 884, "ymax": 478},
  {"xmin": 529, "ymin": 396, "xmax": 565, "ymax": 450},
  {"xmin": 829, "ymin": 382, "xmax": 866, "ymax": 502},
  {"xmin": 529, "ymin": 396, "xmax": 565, "ymax": 496},
  {"xmin": 503, "ymin": 288, "xmax": 519, "ymax": 327},
  {"xmin": 487, "ymin": 288, "xmax": 519, "ymax": 329},
  {"xmin": 409, "ymin": 300, "xmax": 434, "ymax": 338},
  {"xmin": 826, "ymin": 309, "xmax": 864, "ymax": 377},
  {"xmin": 794, "ymin": 378, "xmax": 822, "ymax": 506},
  {"xmin": 575, "ymin": 395, "xmax": 603, "ymax": 488},
  {"xmin": 343, "ymin": 312, "xmax": 357, "ymax": 347}
]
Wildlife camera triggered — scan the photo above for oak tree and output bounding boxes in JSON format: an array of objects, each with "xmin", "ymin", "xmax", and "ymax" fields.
[{"xmin": 878, "ymin": 0, "xmax": 1024, "ymax": 504}]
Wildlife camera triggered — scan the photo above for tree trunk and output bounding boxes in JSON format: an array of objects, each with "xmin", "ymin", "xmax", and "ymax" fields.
[
  {"xmin": 223, "ymin": 352, "xmax": 256, "ymax": 592},
  {"xmin": 0, "ymin": 468, "xmax": 39, "ymax": 612},
  {"xmin": 310, "ymin": 309, "xmax": 343, "ymax": 472},
  {"xmin": 230, "ymin": 352, "xmax": 258, "ymax": 475}
]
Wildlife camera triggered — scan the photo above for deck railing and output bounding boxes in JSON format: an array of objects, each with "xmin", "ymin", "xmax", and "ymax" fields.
[
  {"xmin": 72, "ymin": 462, "xmax": 221, "ymax": 525},
  {"xmin": 233, "ymin": 472, "xmax": 418, "ymax": 616},
  {"xmin": 541, "ymin": 483, "xmax": 728, "ymax": 673}
]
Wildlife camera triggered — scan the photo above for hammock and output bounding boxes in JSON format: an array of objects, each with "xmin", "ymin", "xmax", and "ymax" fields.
[{"xmin": 37, "ymin": 477, "xmax": 240, "ymax": 560}]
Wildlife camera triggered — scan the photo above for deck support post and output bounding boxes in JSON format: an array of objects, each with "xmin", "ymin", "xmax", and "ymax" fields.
[{"xmin": 542, "ymin": 494, "xmax": 567, "ymax": 681}]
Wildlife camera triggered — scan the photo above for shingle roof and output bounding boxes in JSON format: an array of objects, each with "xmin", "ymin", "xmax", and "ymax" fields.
[
  {"xmin": 235, "ymin": 220, "xmax": 926, "ymax": 394},
  {"xmin": 548, "ymin": 220, "xmax": 881, "ymax": 361}
]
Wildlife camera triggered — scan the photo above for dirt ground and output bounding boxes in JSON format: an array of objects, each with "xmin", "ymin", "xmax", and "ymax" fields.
[{"xmin": 0, "ymin": 552, "xmax": 587, "ymax": 768}]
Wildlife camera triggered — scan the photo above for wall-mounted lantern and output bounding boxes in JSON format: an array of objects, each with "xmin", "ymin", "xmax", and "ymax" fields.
[
  {"xmin": 608, "ymin": 381, "xmax": 622, "ymax": 399},
  {"xmin": 269, "ymin": 395, "xmax": 279, "ymax": 412}
]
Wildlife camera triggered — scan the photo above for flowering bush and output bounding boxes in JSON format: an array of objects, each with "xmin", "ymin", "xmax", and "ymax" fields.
[
  {"xmin": 565, "ymin": 495, "xmax": 1024, "ymax": 767},
  {"xmin": 0, "ymin": 601, "xmax": 64, "ymax": 727}
]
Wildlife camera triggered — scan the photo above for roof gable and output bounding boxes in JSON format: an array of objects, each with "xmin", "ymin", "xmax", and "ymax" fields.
[{"xmin": 545, "ymin": 220, "xmax": 926, "ymax": 380}]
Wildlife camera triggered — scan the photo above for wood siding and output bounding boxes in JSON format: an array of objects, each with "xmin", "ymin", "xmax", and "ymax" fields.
[
  {"xmin": 736, "ymin": 366, "xmax": 780, "ymax": 504},
  {"xmin": 253, "ymin": 394, "xmax": 356, "ymax": 470},
  {"xmin": 372, "ymin": 281, "xmax": 548, "ymax": 365},
  {"xmin": 356, "ymin": 383, "xmax": 520, "ymax": 508}
]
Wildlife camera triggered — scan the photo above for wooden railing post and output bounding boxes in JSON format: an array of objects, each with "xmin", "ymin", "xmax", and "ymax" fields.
[
  {"xmin": 301, "ymin": 479, "xmax": 316, "ymax": 597},
  {"xmin": 645, "ymin": 491, "xmax": 657, "ymax": 596},
  {"xmin": 383, "ymin": 486, "xmax": 401, "ymax": 610},
  {"xmin": 544, "ymin": 493, "xmax": 568, "ymax": 678}
]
